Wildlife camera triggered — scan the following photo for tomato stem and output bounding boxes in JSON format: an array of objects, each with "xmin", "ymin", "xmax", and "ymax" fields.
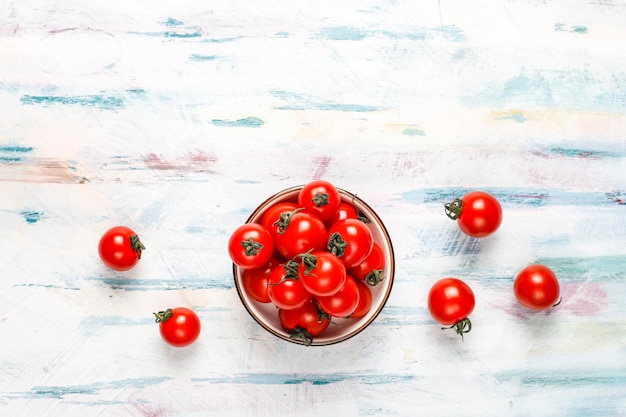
[
  {"xmin": 298, "ymin": 251, "xmax": 318, "ymax": 276},
  {"xmin": 365, "ymin": 269, "xmax": 384, "ymax": 286},
  {"xmin": 441, "ymin": 317, "xmax": 472, "ymax": 340},
  {"xmin": 241, "ymin": 238, "xmax": 264, "ymax": 256},
  {"xmin": 327, "ymin": 232, "xmax": 348, "ymax": 258},
  {"xmin": 312, "ymin": 192, "xmax": 329, "ymax": 207},
  {"xmin": 154, "ymin": 308, "xmax": 173, "ymax": 323},
  {"xmin": 289, "ymin": 327, "xmax": 314, "ymax": 346},
  {"xmin": 273, "ymin": 208, "xmax": 304, "ymax": 234},
  {"xmin": 130, "ymin": 235, "xmax": 146, "ymax": 259},
  {"xmin": 444, "ymin": 198, "xmax": 464, "ymax": 221}
]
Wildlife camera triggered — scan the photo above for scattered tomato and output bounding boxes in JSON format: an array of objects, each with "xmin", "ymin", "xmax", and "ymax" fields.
[
  {"xmin": 428, "ymin": 278, "xmax": 475, "ymax": 338},
  {"xmin": 98, "ymin": 225, "xmax": 145, "ymax": 271},
  {"xmin": 514, "ymin": 264, "xmax": 561, "ymax": 310},
  {"xmin": 154, "ymin": 307, "xmax": 201, "ymax": 347},
  {"xmin": 445, "ymin": 191, "xmax": 502, "ymax": 238}
]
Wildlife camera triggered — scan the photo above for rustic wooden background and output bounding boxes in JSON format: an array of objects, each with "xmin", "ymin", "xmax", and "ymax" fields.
[{"xmin": 1, "ymin": 1, "xmax": 625, "ymax": 416}]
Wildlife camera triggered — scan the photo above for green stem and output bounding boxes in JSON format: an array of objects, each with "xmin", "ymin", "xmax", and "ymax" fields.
[
  {"xmin": 154, "ymin": 308, "xmax": 173, "ymax": 323},
  {"xmin": 327, "ymin": 232, "xmax": 348, "ymax": 258},
  {"xmin": 444, "ymin": 198, "xmax": 463, "ymax": 221},
  {"xmin": 441, "ymin": 317, "xmax": 472, "ymax": 340},
  {"xmin": 312, "ymin": 192, "xmax": 329, "ymax": 207},
  {"xmin": 365, "ymin": 269, "xmax": 384, "ymax": 286},
  {"xmin": 129, "ymin": 235, "xmax": 146, "ymax": 259},
  {"xmin": 273, "ymin": 208, "xmax": 304, "ymax": 234},
  {"xmin": 241, "ymin": 238, "xmax": 263, "ymax": 256}
]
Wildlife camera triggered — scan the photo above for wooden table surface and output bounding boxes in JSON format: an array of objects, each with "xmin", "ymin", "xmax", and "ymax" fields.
[{"xmin": 1, "ymin": 1, "xmax": 625, "ymax": 416}]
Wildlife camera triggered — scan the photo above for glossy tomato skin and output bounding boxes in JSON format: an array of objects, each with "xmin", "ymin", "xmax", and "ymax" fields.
[
  {"xmin": 274, "ymin": 211, "xmax": 327, "ymax": 260},
  {"xmin": 298, "ymin": 180, "xmax": 341, "ymax": 224},
  {"xmin": 228, "ymin": 223, "xmax": 275, "ymax": 270},
  {"xmin": 333, "ymin": 202, "xmax": 358, "ymax": 224},
  {"xmin": 317, "ymin": 275, "xmax": 360, "ymax": 318},
  {"xmin": 350, "ymin": 279, "xmax": 373, "ymax": 319},
  {"xmin": 241, "ymin": 257, "xmax": 281, "ymax": 303},
  {"xmin": 279, "ymin": 301, "xmax": 331, "ymax": 337},
  {"xmin": 327, "ymin": 219, "xmax": 374, "ymax": 269},
  {"xmin": 427, "ymin": 278, "xmax": 475, "ymax": 326},
  {"xmin": 454, "ymin": 191, "xmax": 502, "ymax": 238},
  {"xmin": 297, "ymin": 251, "xmax": 347, "ymax": 297},
  {"xmin": 98, "ymin": 225, "xmax": 145, "ymax": 271},
  {"xmin": 267, "ymin": 263, "xmax": 312, "ymax": 310},
  {"xmin": 514, "ymin": 264, "xmax": 560, "ymax": 310},
  {"xmin": 348, "ymin": 242, "xmax": 385, "ymax": 286},
  {"xmin": 155, "ymin": 307, "xmax": 201, "ymax": 347},
  {"xmin": 260, "ymin": 202, "xmax": 298, "ymax": 234}
]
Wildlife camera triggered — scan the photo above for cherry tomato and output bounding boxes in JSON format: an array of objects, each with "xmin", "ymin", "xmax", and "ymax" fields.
[
  {"xmin": 445, "ymin": 191, "xmax": 502, "ymax": 238},
  {"xmin": 297, "ymin": 251, "xmax": 347, "ymax": 297},
  {"xmin": 279, "ymin": 301, "xmax": 332, "ymax": 345},
  {"xmin": 333, "ymin": 201, "xmax": 358, "ymax": 224},
  {"xmin": 228, "ymin": 223, "xmax": 275, "ymax": 270},
  {"xmin": 327, "ymin": 219, "xmax": 374, "ymax": 269},
  {"xmin": 267, "ymin": 261, "xmax": 312, "ymax": 310},
  {"xmin": 348, "ymin": 242, "xmax": 385, "ymax": 286},
  {"xmin": 298, "ymin": 180, "xmax": 341, "ymax": 224},
  {"xmin": 350, "ymin": 279, "xmax": 373, "ymax": 319},
  {"xmin": 273, "ymin": 210, "xmax": 328, "ymax": 260},
  {"xmin": 428, "ymin": 278, "xmax": 475, "ymax": 338},
  {"xmin": 154, "ymin": 307, "xmax": 201, "ymax": 347},
  {"xmin": 260, "ymin": 201, "xmax": 297, "ymax": 234},
  {"xmin": 241, "ymin": 257, "xmax": 281, "ymax": 303},
  {"xmin": 317, "ymin": 275, "xmax": 360, "ymax": 318},
  {"xmin": 514, "ymin": 264, "xmax": 561, "ymax": 310},
  {"xmin": 98, "ymin": 225, "xmax": 145, "ymax": 271}
]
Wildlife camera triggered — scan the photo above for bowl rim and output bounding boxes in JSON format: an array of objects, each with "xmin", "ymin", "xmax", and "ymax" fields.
[{"xmin": 233, "ymin": 185, "xmax": 395, "ymax": 346}]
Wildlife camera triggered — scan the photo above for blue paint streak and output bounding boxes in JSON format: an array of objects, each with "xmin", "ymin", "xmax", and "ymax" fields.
[
  {"xmin": 495, "ymin": 113, "xmax": 527, "ymax": 123},
  {"xmin": 25, "ymin": 377, "xmax": 170, "ymax": 400},
  {"xmin": 317, "ymin": 25, "xmax": 465, "ymax": 42},
  {"xmin": 192, "ymin": 372, "xmax": 418, "ymax": 385},
  {"xmin": 275, "ymin": 31, "xmax": 290, "ymax": 38},
  {"xmin": 271, "ymin": 90, "xmax": 383, "ymax": 112},
  {"xmin": 211, "ymin": 117, "xmax": 265, "ymax": 128},
  {"xmin": 555, "ymin": 23, "xmax": 588, "ymax": 34},
  {"xmin": 544, "ymin": 147, "xmax": 620, "ymax": 158},
  {"xmin": 88, "ymin": 276, "xmax": 234, "ymax": 291},
  {"xmin": 0, "ymin": 145, "xmax": 33, "ymax": 162},
  {"xmin": 163, "ymin": 17, "xmax": 184, "ymax": 26},
  {"xmin": 164, "ymin": 31, "xmax": 202, "ymax": 38},
  {"xmin": 189, "ymin": 54, "xmax": 219, "ymax": 61},
  {"xmin": 318, "ymin": 26, "xmax": 371, "ymax": 41},
  {"xmin": 20, "ymin": 94, "xmax": 124, "ymax": 109},
  {"xmin": 20, "ymin": 210, "xmax": 44, "ymax": 223},
  {"xmin": 402, "ymin": 128, "xmax": 425, "ymax": 136},
  {"xmin": 0, "ymin": 145, "xmax": 33, "ymax": 153}
]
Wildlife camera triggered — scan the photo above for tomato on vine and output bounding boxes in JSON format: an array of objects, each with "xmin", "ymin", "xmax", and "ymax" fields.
[
  {"xmin": 298, "ymin": 180, "xmax": 341, "ymax": 224},
  {"xmin": 228, "ymin": 223, "xmax": 275, "ymax": 270},
  {"xmin": 445, "ymin": 191, "xmax": 502, "ymax": 238},
  {"xmin": 98, "ymin": 225, "xmax": 145, "ymax": 271},
  {"xmin": 154, "ymin": 307, "xmax": 201, "ymax": 347},
  {"xmin": 514, "ymin": 264, "xmax": 561, "ymax": 310},
  {"xmin": 428, "ymin": 278, "xmax": 475, "ymax": 339},
  {"xmin": 279, "ymin": 301, "xmax": 332, "ymax": 345}
]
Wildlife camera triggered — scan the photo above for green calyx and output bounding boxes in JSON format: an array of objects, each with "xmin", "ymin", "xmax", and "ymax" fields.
[
  {"xmin": 365, "ymin": 269, "xmax": 384, "ymax": 286},
  {"xmin": 311, "ymin": 192, "xmax": 329, "ymax": 207},
  {"xmin": 129, "ymin": 235, "xmax": 146, "ymax": 259},
  {"xmin": 444, "ymin": 198, "xmax": 463, "ymax": 221},
  {"xmin": 154, "ymin": 308, "xmax": 173, "ymax": 323},
  {"xmin": 273, "ymin": 208, "xmax": 304, "ymax": 234},
  {"xmin": 442, "ymin": 318, "xmax": 472, "ymax": 340},
  {"xmin": 241, "ymin": 238, "xmax": 264, "ymax": 256},
  {"xmin": 327, "ymin": 232, "xmax": 348, "ymax": 258}
]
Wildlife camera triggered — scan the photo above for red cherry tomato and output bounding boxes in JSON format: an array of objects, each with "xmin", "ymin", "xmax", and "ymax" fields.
[
  {"xmin": 298, "ymin": 180, "xmax": 341, "ymax": 224},
  {"xmin": 514, "ymin": 264, "xmax": 560, "ymax": 310},
  {"xmin": 241, "ymin": 257, "xmax": 281, "ymax": 303},
  {"xmin": 428, "ymin": 278, "xmax": 475, "ymax": 338},
  {"xmin": 154, "ymin": 307, "xmax": 201, "ymax": 347},
  {"xmin": 445, "ymin": 191, "xmax": 502, "ymax": 238},
  {"xmin": 267, "ymin": 262, "xmax": 312, "ymax": 310},
  {"xmin": 348, "ymin": 242, "xmax": 385, "ymax": 286},
  {"xmin": 279, "ymin": 301, "xmax": 332, "ymax": 345},
  {"xmin": 228, "ymin": 223, "xmax": 275, "ymax": 270},
  {"xmin": 333, "ymin": 202, "xmax": 358, "ymax": 224},
  {"xmin": 98, "ymin": 225, "xmax": 145, "ymax": 271},
  {"xmin": 260, "ymin": 201, "xmax": 298, "ymax": 234},
  {"xmin": 297, "ymin": 251, "xmax": 347, "ymax": 297},
  {"xmin": 327, "ymin": 219, "xmax": 374, "ymax": 269},
  {"xmin": 317, "ymin": 276, "xmax": 360, "ymax": 318},
  {"xmin": 273, "ymin": 210, "xmax": 328, "ymax": 260},
  {"xmin": 350, "ymin": 279, "xmax": 373, "ymax": 319}
]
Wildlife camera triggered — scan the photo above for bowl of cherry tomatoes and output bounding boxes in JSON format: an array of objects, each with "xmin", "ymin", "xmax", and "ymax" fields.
[{"xmin": 230, "ymin": 180, "xmax": 395, "ymax": 346}]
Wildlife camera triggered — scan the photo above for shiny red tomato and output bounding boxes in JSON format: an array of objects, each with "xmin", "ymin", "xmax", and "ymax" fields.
[
  {"xmin": 241, "ymin": 257, "xmax": 281, "ymax": 303},
  {"xmin": 267, "ymin": 262, "xmax": 312, "ymax": 310},
  {"xmin": 333, "ymin": 202, "xmax": 358, "ymax": 223},
  {"xmin": 514, "ymin": 264, "xmax": 560, "ymax": 310},
  {"xmin": 260, "ymin": 201, "xmax": 298, "ymax": 234},
  {"xmin": 98, "ymin": 225, "xmax": 145, "ymax": 271},
  {"xmin": 350, "ymin": 278, "xmax": 373, "ymax": 319},
  {"xmin": 273, "ymin": 210, "xmax": 327, "ymax": 260},
  {"xmin": 297, "ymin": 251, "xmax": 347, "ymax": 296},
  {"xmin": 298, "ymin": 180, "xmax": 341, "ymax": 224},
  {"xmin": 228, "ymin": 223, "xmax": 275, "ymax": 270},
  {"xmin": 445, "ymin": 191, "xmax": 502, "ymax": 238},
  {"xmin": 348, "ymin": 242, "xmax": 384, "ymax": 286},
  {"xmin": 428, "ymin": 278, "xmax": 475, "ymax": 338},
  {"xmin": 327, "ymin": 219, "xmax": 374, "ymax": 269},
  {"xmin": 317, "ymin": 275, "xmax": 360, "ymax": 318},
  {"xmin": 279, "ymin": 300, "xmax": 331, "ymax": 345},
  {"xmin": 154, "ymin": 307, "xmax": 201, "ymax": 347}
]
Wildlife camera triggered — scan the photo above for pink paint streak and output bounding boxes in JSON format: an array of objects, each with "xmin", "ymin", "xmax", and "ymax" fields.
[
  {"xmin": 311, "ymin": 155, "xmax": 331, "ymax": 179},
  {"xmin": 143, "ymin": 151, "xmax": 217, "ymax": 173}
]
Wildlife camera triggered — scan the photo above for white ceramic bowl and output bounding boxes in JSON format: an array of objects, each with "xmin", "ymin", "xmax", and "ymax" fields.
[{"xmin": 233, "ymin": 185, "xmax": 395, "ymax": 346}]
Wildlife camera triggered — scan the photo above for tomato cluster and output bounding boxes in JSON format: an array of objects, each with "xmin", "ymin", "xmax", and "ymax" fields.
[
  {"xmin": 229, "ymin": 180, "xmax": 385, "ymax": 345},
  {"xmin": 429, "ymin": 191, "xmax": 561, "ymax": 339}
]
